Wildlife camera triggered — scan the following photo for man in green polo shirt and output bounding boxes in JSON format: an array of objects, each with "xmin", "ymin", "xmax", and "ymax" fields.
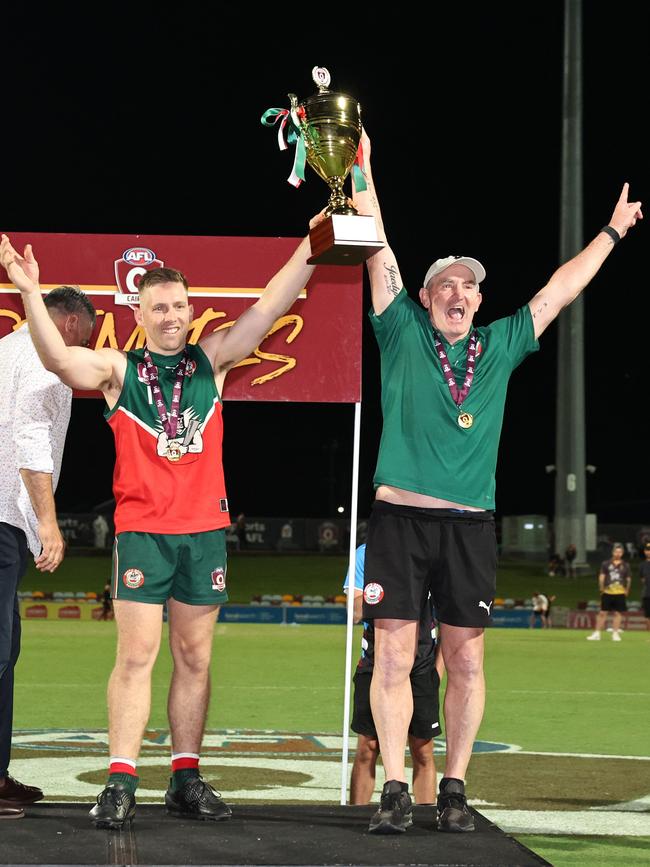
[{"xmin": 354, "ymin": 132, "xmax": 642, "ymax": 835}]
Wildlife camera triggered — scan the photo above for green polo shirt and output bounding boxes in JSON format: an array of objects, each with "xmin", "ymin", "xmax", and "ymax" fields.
[{"xmin": 370, "ymin": 289, "xmax": 538, "ymax": 509}]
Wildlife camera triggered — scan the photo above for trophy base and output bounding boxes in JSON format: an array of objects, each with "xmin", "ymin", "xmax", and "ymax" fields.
[{"xmin": 307, "ymin": 214, "xmax": 384, "ymax": 265}]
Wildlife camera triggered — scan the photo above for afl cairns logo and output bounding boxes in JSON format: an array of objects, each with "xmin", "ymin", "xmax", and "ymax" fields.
[
  {"xmin": 363, "ymin": 583, "xmax": 384, "ymax": 605},
  {"xmin": 123, "ymin": 568, "xmax": 145, "ymax": 589},
  {"xmin": 114, "ymin": 247, "xmax": 164, "ymax": 308}
]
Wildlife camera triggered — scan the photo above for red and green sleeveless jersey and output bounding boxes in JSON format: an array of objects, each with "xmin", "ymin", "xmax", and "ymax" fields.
[{"xmin": 105, "ymin": 344, "xmax": 230, "ymax": 534}]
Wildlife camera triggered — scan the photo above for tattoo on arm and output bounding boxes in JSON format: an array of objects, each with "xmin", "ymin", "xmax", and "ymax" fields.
[
  {"xmin": 383, "ymin": 263, "xmax": 400, "ymax": 297},
  {"xmin": 532, "ymin": 300, "xmax": 549, "ymax": 319}
]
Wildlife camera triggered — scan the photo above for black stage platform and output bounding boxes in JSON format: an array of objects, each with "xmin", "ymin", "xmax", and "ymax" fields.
[{"xmin": 2, "ymin": 803, "xmax": 550, "ymax": 867}]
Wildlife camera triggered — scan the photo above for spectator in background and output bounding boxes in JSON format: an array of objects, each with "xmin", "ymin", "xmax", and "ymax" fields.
[
  {"xmin": 564, "ymin": 543, "xmax": 577, "ymax": 578},
  {"xmin": 587, "ymin": 543, "xmax": 631, "ymax": 641},
  {"xmin": 640, "ymin": 542, "xmax": 650, "ymax": 631},
  {"xmin": 547, "ymin": 553, "xmax": 563, "ymax": 577},
  {"xmin": 529, "ymin": 592, "xmax": 549, "ymax": 629},
  {"xmin": 235, "ymin": 513, "xmax": 247, "ymax": 551},
  {"xmin": 93, "ymin": 513, "xmax": 110, "ymax": 549},
  {"xmin": 544, "ymin": 594, "xmax": 557, "ymax": 628},
  {"xmin": 343, "ymin": 545, "xmax": 443, "ymax": 819},
  {"xmin": 99, "ymin": 582, "xmax": 113, "ymax": 621},
  {"xmin": 0, "ymin": 286, "xmax": 96, "ymax": 819}
]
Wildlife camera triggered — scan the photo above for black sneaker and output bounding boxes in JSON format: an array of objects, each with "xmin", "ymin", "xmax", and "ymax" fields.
[
  {"xmin": 89, "ymin": 783, "xmax": 136, "ymax": 829},
  {"xmin": 437, "ymin": 778, "xmax": 475, "ymax": 832},
  {"xmin": 368, "ymin": 780, "xmax": 413, "ymax": 834},
  {"xmin": 165, "ymin": 775, "xmax": 232, "ymax": 821}
]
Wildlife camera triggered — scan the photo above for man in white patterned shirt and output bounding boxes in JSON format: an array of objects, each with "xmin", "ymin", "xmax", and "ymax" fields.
[{"xmin": 0, "ymin": 287, "xmax": 95, "ymax": 819}]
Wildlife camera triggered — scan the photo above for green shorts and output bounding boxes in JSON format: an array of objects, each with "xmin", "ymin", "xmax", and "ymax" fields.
[{"xmin": 111, "ymin": 529, "xmax": 228, "ymax": 605}]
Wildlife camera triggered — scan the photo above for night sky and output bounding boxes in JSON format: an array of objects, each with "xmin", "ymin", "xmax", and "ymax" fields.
[{"xmin": 3, "ymin": 6, "xmax": 646, "ymax": 524}]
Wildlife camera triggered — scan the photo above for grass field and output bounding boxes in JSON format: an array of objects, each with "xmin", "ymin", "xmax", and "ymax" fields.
[
  {"xmin": 11, "ymin": 618, "xmax": 650, "ymax": 865},
  {"xmin": 11, "ymin": 554, "xmax": 650, "ymax": 865}
]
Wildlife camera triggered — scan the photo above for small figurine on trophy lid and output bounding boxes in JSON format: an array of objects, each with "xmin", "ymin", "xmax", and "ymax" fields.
[{"xmin": 261, "ymin": 67, "xmax": 384, "ymax": 265}]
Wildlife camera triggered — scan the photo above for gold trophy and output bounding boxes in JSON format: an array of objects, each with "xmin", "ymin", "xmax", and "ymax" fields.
[{"xmin": 265, "ymin": 67, "xmax": 384, "ymax": 265}]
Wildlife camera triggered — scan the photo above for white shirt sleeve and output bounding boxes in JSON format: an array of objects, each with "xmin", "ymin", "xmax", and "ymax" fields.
[{"xmin": 13, "ymin": 360, "xmax": 68, "ymax": 475}]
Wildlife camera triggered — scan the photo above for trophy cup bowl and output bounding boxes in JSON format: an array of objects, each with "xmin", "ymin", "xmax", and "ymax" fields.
[
  {"xmin": 290, "ymin": 68, "xmax": 384, "ymax": 265},
  {"xmin": 292, "ymin": 90, "xmax": 361, "ymax": 217}
]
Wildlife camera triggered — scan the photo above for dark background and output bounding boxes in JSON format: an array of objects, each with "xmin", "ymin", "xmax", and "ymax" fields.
[{"xmin": 2, "ymin": 7, "xmax": 646, "ymax": 523}]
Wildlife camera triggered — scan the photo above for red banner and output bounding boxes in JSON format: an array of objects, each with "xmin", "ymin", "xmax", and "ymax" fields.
[{"xmin": 0, "ymin": 233, "xmax": 362, "ymax": 402}]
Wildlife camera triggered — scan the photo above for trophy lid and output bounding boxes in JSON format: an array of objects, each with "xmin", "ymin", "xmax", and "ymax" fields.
[
  {"xmin": 295, "ymin": 67, "xmax": 358, "ymax": 114},
  {"xmin": 312, "ymin": 66, "xmax": 331, "ymax": 92}
]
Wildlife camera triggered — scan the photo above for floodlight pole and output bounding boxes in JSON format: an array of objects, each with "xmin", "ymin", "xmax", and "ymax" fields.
[{"xmin": 554, "ymin": 0, "xmax": 587, "ymax": 567}]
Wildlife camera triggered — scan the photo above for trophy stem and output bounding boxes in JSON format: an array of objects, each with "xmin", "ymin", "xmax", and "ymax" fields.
[{"xmin": 325, "ymin": 177, "xmax": 357, "ymax": 217}]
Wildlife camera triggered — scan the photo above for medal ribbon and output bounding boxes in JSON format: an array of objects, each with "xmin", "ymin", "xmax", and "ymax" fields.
[
  {"xmin": 143, "ymin": 347, "xmax": 189, "ymax": 439},
  {"xmin": 433, "ymin": 330, "xmax": 479, "ymax": 407},
  {"xmin": 261, "ymin": 107, "xmax": 306, "ymax": 188},
  {"xmin": 351, "ymin": 141, "xmax": 367, "ymax": 192}
]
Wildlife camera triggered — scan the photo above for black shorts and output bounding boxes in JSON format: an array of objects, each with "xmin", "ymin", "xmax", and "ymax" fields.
[
  {"xmin": 351, "ymin": 669, "xmax": 441, "ymax": 741},
  {"xmin": 362, "ymin": 501, "xmax": 497, "ymax": 627},
  {"xmin": 643, "ymin": 598, "xmax": 650, "ymax": 618},
  {"xmin": 601, "ymin": 593, "xmax": 627, "ymax": 613}
]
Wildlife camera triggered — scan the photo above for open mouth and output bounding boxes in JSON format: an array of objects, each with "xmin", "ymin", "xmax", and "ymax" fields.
[{"xmin": 447, "ymin": 306, "xmax": 465, "ymax": 322}]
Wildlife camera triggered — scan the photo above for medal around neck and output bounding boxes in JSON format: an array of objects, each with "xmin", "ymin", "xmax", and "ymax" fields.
[
  {"xmin": 433, "ymin": 330, "xmax": 479, "ymax": 430},
  {"xmin": 261, "ymin": 66, "xmax": 384, "ymax": 265}
]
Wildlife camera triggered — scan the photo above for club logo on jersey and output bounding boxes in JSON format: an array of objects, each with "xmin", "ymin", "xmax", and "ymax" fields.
[
  {"xmin": 114, "ymin": 247, "xmax": 164, "ymax": 310},
  {"xmin": 476, "ymin": 340, "xmax": 483, "ymax": 356},
  {"xmin": 364, "ymin": 582, "xmax": 384, "ymax": 605},
  {"xmin": 185, "ymin": 359, "xmax": 197, "ymax": 378},
  {"xmin": 156, "ymin": 408, "xmax": 204, "ymax": 463},
  {"xmin": 123, "ymin": 568, "xmax": 145, "ymax": 589},
  {"xmin": 211, "ymin": 568, "xmax": 226, "ymax": 591}
]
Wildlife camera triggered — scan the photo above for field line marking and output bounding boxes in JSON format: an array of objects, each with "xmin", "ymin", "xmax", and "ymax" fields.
[
  {"xmin": 500, "ymin": 689, "xmax": 650, "ymax": 697},
  {"xmin": 482, "ymin": 809, "xmax": 650, "ymax": 836}
]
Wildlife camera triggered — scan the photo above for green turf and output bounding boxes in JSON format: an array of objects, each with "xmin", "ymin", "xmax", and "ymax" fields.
[
  {"xmin": 13, "ymin": 622, "xmax": 350, "ymax": 731},
  {"xmin": 13, "ymin": 623, "xmax": 649, "ymax": 754},
  {"xmin": 478, "ymin": 629, "xmax": 649, "ymax": 755},
  {"xmin": 518, "ymin": 835, "xmax": 650, "ymax": 866},
  {"xmin": 19, "ymin": 553, "xmax": 648, "ymax": 608},
  {"xmin": 12, "ymin": 618, "xmax": 649, "ymax": 865}
]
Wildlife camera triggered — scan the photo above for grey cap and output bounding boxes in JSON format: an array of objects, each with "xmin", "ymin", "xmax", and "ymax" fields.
[{"xmin": 423, "ymin": 255, "xmax": 486, "ymax": 289}]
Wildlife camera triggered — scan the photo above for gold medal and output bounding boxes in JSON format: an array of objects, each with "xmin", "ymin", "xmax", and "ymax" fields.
[
  {"xmin": 166, "ymin": 442, "xmax": 182, "ymax": 462},
  {"xmin": 458, "ymin": 411, "xmax": 474, "ymax": 429}
]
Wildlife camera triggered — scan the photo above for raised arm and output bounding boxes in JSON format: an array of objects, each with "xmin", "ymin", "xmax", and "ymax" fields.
[
  {"xmin": 0, "ymin": 234, "xmax": 122, "ymax": 392},
  {"xmin": 528, "ymin": 184, "xmax": 643, "ymax": 338},
  {"xmin": 352, "ymin": 130, "xmax": 405, "ymax": 315},
  {"xmin": 199, "ymin": 217, "xmax": 321, "ymax": 377}
]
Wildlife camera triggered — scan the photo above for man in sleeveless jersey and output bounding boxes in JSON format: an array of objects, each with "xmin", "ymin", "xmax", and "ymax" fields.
[
  {"xmin": 351, "ymin": 132, "xmax": 642, "ymax": 834},
  {"xmin": 1, "ymin": 220, "xmax": 322, "ymax": 829}
]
